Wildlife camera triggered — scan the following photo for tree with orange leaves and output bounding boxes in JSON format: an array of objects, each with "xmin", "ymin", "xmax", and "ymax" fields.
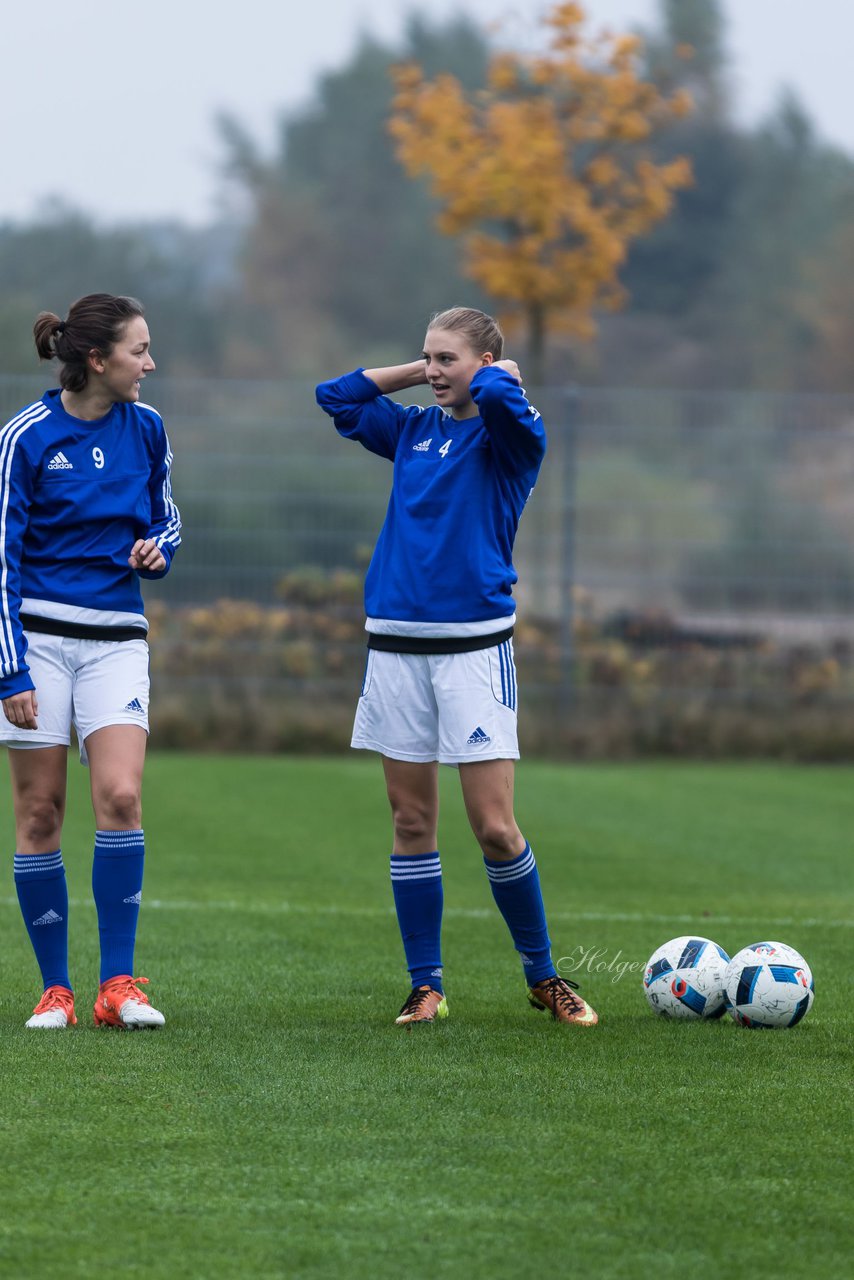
[{"xmin": 389, "ymin": 2, "xmax": 693, "ymax": 382}]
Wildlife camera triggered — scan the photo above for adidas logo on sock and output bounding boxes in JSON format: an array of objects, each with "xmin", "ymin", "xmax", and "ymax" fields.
[
  {"xmin": 47, "ymin": 452, "xmax": 73, "ymax": 470},
  {"xmin": 412, "ymin": 438, "xmax": 432, "ymax": 452},
  {"xmin": 122, "ymin": 891, "xmax": 142, "ymax": 905},
  {"xmin": 466, "ymin": 726, "xmax": 491, "ymax": 745},
  {"xmin": 33, "ymin": 908, "xmax": 63, "ymax": 926},
  {"xmin": 123, "ymin": 697, "xmax": 144, "ymax": 713}
]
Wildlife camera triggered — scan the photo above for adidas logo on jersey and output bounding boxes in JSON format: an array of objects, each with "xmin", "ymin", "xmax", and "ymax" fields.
[
  {"xmin": 123, "ymin": 891, "xmax": 143, "ymax": 905},
  {"xmin": 47, "ymin": 452, "xmax": 73, "ymax": 470},
  {"xmin": 33, "ymin": 908, "xmax": 63, "ymax": 926},
  {"xmin": 466, "ymin": 726, "xmax": 491, "ymax": 745},
  {"xmin": 123, "ymin": 698, "xmax": 144, "ymax": 713},
  {"xmin": 412, "ymin": 438, "xmax": 432, "ymax": 452}
]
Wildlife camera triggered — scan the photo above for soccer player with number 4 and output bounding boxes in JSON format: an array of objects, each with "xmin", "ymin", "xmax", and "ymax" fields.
[
  {"xmin": 317, "ymin": 306, "xmax": 598, "ymax": 1028},
  {"xmin": 0, "ymin": 294, "xmax": 181, "ymax": 1030}
]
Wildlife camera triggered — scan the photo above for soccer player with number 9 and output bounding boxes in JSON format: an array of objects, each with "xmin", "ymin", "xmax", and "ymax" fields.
[{"xmin": 0, "ymin": 294, "xmax": 181, "ymax": 1030}]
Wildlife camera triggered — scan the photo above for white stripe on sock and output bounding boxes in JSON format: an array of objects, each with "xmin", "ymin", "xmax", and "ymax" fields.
[{"xmin": 485, "ymin": 851, "xmax": 535, "ymax": 883}]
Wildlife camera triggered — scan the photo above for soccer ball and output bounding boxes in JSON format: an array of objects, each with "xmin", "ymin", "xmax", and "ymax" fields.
[
  {"xmin": 642, "ymin": 935, "xmax": 730, "ymax": 1019},
  {"xmin": 723, "ymin": 941, "xmax": 814, "ymax": 1029}
]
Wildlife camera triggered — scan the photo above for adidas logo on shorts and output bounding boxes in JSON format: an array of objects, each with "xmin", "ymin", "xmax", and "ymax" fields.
[
  {"xmin": 123, "ymin": 698, "xmax": 144, "ymax": 713},
  {"xmin": 466, "ymin": 726, "xmax": 491, "ymax": 745}
]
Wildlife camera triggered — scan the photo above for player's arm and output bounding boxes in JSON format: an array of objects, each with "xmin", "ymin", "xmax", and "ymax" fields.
[
  {"xmin": 361, "ymin": 361, "xmax": 428, "ymax": 394},
  {"xmin": 0, "ymin": 437, "xmax": 37, "ymax": 721},
  {"xmin": 471, "ymin": 364, "xmax": 547, "ymax": 476},
  {"xmin": 133, "ymin": 427, "xmax": 182, "ymax": 579},
  {"xmin": 316, "ymin": 367, "xmax": 423, "ymax": 460}
]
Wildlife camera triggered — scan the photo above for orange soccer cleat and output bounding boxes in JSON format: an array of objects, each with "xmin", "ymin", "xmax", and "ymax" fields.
[
  {"xmin": 26, "ymin": 985, "xmax": 77, "ymax": 1029},
  {"xmin": 394, "ymin": 985, "xmax": 449, "ymax": 1026},
  {"xmin": 93, "ymin": 975, "xmax": 165, "ymax": 1030},
  {"xmin": 528, "ymin": 975, "xmax": 599, "ymax": 1027}
]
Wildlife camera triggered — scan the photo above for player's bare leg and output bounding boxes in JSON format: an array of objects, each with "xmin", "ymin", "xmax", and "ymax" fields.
[
  {"xmin": 8, "ymin": 745, "xmax": 67, "ymax": 853},
  {"xmin": 458, "ymin": 757, "xmax": 525, "ymax": 860}
]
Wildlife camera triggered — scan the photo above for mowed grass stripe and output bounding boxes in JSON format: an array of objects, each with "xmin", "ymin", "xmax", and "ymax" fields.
[{"xmin": 1, "ymin": 894, "xmax": 850, "ymax": 929}]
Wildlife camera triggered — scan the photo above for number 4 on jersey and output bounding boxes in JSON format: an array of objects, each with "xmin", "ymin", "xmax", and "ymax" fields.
[{"xmin": 438, "ymin": 439, "xmax": 452, "ymax": 458}]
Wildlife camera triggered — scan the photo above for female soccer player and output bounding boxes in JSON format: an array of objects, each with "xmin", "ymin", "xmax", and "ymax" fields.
[
  {"xmin": 316, "ymin": 307, "xmax": 598, "ymax": 1028},
  {"xmin": 0, "ymin": 293, "xmax": 181, "ymax": 1030}
]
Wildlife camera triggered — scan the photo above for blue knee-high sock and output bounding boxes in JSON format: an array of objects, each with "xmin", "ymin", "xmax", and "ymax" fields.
[
  {"xmin": 14, "ymin": 850, "xmax": 71, "ymax": 992},
  {"xmin": 390, "ymin": 851, "xmax": 444, "ymax": 992},
  {"xmin": 92, "ymin": 829, "xmax": 145, "ymax": 983},
  {"xmin": 484, "ymin": 842, "xmax": 555, "ymax": 985}
]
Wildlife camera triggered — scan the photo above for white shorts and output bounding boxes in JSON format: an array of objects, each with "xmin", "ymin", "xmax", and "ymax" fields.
[
  {"xmin": 0, "ymin": 632, "xmax": 150, "ymax": 765},
  {"xmin": 352, "ymin": 641, "xmax": 520, "ymax": 765}
]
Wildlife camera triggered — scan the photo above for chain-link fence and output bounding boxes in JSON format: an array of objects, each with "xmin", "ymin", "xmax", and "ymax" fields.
[{"xmin": 3, "ymin": 374, "xmax": 853, "ymax": 756}]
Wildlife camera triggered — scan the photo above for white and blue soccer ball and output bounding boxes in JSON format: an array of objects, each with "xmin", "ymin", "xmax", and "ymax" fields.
[
  {"xmin": 723, "ymin": 941, "xmax": 814, "ymax": 1029},
  {"xmin": 642, "ymin": 935, "xmax": 730, "ymax": 1019}
]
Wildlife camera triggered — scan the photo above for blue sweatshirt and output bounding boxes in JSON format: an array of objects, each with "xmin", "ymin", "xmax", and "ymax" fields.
[
  {"xmin": 0, "ymin": 390, "xmax": 181, "ymax": 698},
  {"xmin": 315, "ymin": 365, "xmax": 545, "ymax": 637}
]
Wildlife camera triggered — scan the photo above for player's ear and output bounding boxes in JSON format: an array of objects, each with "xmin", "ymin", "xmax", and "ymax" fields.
[
  {"xmin": 480, "ymin": 351, "xmax": 495, "ymax": 366},
  {"xmin": 88, "ymin": 348, "xmax": 106, "ymax": 374}
]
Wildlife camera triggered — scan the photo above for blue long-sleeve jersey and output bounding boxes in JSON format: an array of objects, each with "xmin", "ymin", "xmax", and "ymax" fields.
[
  {"xmin": 0, "ymin": 389, "xmax": 181, "ymax": 698},
  {"xmin": 315, "ymin": 366, "xmax": 545, "ymax": 637}
]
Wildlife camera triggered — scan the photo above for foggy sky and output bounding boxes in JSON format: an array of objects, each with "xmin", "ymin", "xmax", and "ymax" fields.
[{"xmin": 2, "ymin": 0, "xmax": 849, "ymax": 225}]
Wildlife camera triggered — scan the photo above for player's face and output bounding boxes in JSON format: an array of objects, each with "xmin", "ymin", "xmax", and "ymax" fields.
[
  {"xmin": 422, "ymin": 328, "xmax": 493, "ymax": 420},
  {"xmin": 96, "ymin": 316, "xmax": 155, "ymax": 403}
]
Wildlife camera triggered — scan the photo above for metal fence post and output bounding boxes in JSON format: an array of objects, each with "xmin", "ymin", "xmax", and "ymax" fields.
[{"xmin": 560, "ymin": 386, "xmax": 579, "ymax": 714}]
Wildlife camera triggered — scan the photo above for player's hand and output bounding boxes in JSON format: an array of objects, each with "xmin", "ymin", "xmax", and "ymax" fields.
[
  {"xmin": 493, "ymin": 359, "xmax": 522, "ymax": 384},
  {"xmin": 2, "ymin": 689, "xmax": 38, "ymax": 730},
  {"xmin": 129, "ymin": 538, "xmax": 166, "ymax": 572}
]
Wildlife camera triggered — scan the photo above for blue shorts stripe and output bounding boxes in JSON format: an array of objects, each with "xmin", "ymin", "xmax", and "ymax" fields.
[
  {"xmin": 496, "ymin": 640, "xmax": 517, "ymax": 711},
  {"xmin": 502, "ymin": 641, "xmax": 516, "ymax": 710}
]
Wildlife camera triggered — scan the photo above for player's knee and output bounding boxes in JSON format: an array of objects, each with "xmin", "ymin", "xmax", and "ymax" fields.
[
  {"xmin": 471, "ymin": 817, "xmax": 521, "ymax": 859},
  {"xmin": 17, "ymin": 795, "xmax": 64, "ymax": 847},
  {"xmin": 97, "ymin": 787, "xmax": 142, "ymax": 829},
  {"xmin": 391, "ymin": 804, "xmax": 435, "ymax": 847}
]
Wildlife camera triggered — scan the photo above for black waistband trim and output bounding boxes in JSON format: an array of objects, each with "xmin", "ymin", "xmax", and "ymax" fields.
[
  {"xmin": 367, "ymin": 626, "xmax": 514, "ymax": 655},
  {"xmin": 20, "ymin": 613, "xmax": 149, "ymax": 643}
]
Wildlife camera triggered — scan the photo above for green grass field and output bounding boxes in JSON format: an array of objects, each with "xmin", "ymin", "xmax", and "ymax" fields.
[{"xmin": 0, "ymin": 754, "xmax": 851, "ymax": 1279}]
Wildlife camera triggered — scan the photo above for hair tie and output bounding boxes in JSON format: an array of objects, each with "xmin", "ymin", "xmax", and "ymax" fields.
[{"xmin": 56, "ymin": 321, "xmax": 66, "ymax": 335}]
